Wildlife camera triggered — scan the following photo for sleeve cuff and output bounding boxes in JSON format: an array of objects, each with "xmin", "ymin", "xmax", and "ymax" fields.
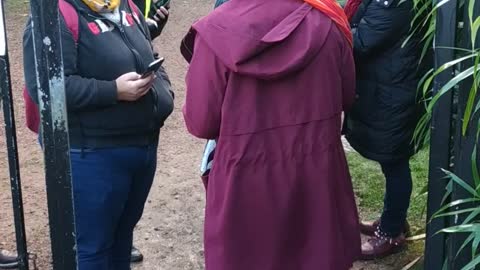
[
  {"xmin": 95, "ymin": 80, "xmax": 118, "ymax": 105},
  {"xmin": 149, "ymin": 23, "xmax": 163, "ymax": 40}
]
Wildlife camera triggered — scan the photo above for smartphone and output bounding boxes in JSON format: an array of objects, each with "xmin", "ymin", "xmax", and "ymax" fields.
[
  {"xmin": 156, "ymin": 0, "xmax": 171, "ymax": 7},
  {"xmin": 149, "ymin": 0, "xmax": 171, "ymax": 18},
  {"xmin": 141, "ymin": 57, "xmax": 165, "ymax": 79}
]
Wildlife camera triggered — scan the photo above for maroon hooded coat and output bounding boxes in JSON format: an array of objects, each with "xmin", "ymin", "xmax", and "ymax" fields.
[{"xmin": 183, "ymin": 0, "xmax": 361, "ymax": 269}]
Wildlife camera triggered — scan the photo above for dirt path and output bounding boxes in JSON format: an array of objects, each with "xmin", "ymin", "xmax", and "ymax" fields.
[{"xmin": 0, "ymin": 1, "xmax": 415, "ymax": 269}]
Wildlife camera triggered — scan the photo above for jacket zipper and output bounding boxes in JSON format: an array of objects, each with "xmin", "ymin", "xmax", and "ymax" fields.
[
  {"xmin": 86, "ymin": 13, "xmax": 159, "ymax": 129},
  {"xmin": 116, "ymin": 20, "xmax": 159, "ymax": 129}
]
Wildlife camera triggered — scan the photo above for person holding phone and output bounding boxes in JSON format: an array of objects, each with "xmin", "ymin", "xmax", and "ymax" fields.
[
  {"xmin": 23, "ymin": 0, "xmax": 174, "ymax": 269},
  {"xmin": 133, "ymin": 0, "xmax": 170, "ymax": 34}
]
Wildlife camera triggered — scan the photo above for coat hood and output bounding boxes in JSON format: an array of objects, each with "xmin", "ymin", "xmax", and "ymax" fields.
[{"xmin": 191, "ymin": 0, "xmax": 333, "ymax": 80}]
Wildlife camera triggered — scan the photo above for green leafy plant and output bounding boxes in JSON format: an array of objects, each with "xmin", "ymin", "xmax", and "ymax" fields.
[
  {"xmin": 413, "ymin": 0, "xmax": 480, "ymax": 143},
  {"xmin": 409, "ymin": 0, "xmax": 480, "ymax": 269}
]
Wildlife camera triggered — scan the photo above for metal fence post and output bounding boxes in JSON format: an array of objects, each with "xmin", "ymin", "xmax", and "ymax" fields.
[
  {"xmin": 448, "ymin": 1, "xmax": 480, "ymax": 268},
  {"xmin": 0, "ymin": 1, "xmax": 30, "ymax": 269},
  {"xmin": 424, "ymin": 0, "xmax": 458, "ymax": 268},
  {"xmin": 28, "ymin": 0, "xmax": 77, "ymax": 269}
]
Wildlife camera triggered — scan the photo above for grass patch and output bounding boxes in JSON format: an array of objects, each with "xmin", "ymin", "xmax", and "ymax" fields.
[{"xmin": 347, "ymin": 149, "xmax": 429, "ymax": 233}]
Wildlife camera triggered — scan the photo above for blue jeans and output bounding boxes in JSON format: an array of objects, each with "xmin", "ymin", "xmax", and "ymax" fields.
[
  {"xmin": 379, "ymin": 159, "xmax": 413, "ymax": 237},
  {"xmin": 71, "ymin": 145, "xmax": 157, "ymax": 270}
]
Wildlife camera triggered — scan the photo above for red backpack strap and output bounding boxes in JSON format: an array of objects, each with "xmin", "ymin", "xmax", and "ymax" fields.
[
  {"xmin": 23, "ymin": 0, "xmax": 79, "ymax": 134},
  {"xmin": 58, "ymin": 0, "xmax": 79, "ymax": 43},
  {"xmin": 127, "ymin": 0, "xmax": 140, "ymax": 18},
  {"xmin": 24, "ymin": 87, "xmax": 40, "ymax": 134}
]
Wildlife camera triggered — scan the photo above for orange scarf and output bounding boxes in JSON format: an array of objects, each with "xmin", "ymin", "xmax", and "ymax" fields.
[{"xmin": 304, "ymin": 0, "xmax": 353, "ymax": 47}]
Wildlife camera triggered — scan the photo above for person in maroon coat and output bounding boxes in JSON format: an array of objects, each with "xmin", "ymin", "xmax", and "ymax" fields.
[{"xmin": 182, "ymin": 0, "xmax": 361, "ymax": 269}]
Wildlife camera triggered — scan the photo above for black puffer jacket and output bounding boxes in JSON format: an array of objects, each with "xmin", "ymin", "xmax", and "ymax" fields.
[{"xmin": 344, "ymin": 0, "xmax": 426, "ymax": 163}]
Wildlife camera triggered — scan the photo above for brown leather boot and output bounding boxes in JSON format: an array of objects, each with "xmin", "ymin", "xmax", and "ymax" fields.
[
  {"xmin": 360, "ymin": 231, "xmax": 407, "ymax": 260},
  {"xmin": 360, "ymin": 219, "xmax": 410, "ymax": 237},
  {"xmin": 360, "ymin": 220, "xmax": 380, "ymax": 236}
]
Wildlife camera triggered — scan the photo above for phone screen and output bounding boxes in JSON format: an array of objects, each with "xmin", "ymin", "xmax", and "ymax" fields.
[{"xmin": 141, "ymin": 58, "xmax": 165, "ymax": 78}]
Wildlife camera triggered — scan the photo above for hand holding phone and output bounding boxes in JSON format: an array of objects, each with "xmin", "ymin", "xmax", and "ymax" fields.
[
  {"xmin": 141, "ymin": 57, "xmax": 165, "ymax": 79},
  {"xmin": 149, "ymin": 0, "xmax": 171, "ymax": 20},
  {"xmin": 116, "ymin": 72, "xmax": 155, "ymax": 101}
]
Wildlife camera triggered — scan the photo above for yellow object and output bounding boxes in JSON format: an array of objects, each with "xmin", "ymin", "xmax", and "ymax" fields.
[
  {"xmin": 82, "ymin": 0, "xmax": 120, "ymax": 12},
  {"xmin": 144, "ymin": 0, "xmax": 152, "ymax": 18}
]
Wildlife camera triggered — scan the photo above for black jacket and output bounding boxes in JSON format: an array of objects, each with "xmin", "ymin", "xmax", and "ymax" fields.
[
  {"xmin": 133, "ymin": 0, "xmax": 147, "ymax": 14},
  {"xmin": 344, "ymin": 0, "xmax": 427, "ymax": 163},
  {"xmin": 23, "ymin": 0, "xmax": 174, "ymax": 148}
]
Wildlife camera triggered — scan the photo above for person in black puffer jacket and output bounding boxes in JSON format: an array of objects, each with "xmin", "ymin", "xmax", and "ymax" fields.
[{"xmin": 343, "ymin": 0, "xmax": 427, "ymax": 260}]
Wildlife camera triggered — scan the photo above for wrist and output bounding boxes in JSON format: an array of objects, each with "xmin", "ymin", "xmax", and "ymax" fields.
[{"xmin": 96, "ymin": 80, "xmax": 118, "ymax": 104}]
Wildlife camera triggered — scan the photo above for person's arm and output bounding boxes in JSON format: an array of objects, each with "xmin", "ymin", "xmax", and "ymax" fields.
[
  {"xmin": 352, "ymin": 0, "xmax": 412, "ymax": 56},
  {"xmin": 146, "ymin": 4, "xmax": 169, "ymax": 39},
  {"xmin": 183, "ymin": 36, "xmax": 227, "ymax": 139},
  {"xmin": 156, "ymin": 65, "xmax": 175, "ymax": 99},
  {"xmin": 146, "ymin": 17, "xmax": 167, "ymax": 39},
  {"xmin": 23, "ymin": 17, "xmax": 117, "ymax": 112}
]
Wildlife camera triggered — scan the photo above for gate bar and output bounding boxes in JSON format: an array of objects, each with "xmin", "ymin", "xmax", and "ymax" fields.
[
  {"xmin": 424, "ymin": 0, "xmax": 458, "ymax": 268},
  {"xmin": 448, "ymin": 1, "xmax": 480, "ymax": 268},
  {"xmin": 29, "ymin": 0, "xmax": 77, "ymax": 268},
  {"xmin": 0, "ymin": 1, "xmax": 30, "ymax": 269}
]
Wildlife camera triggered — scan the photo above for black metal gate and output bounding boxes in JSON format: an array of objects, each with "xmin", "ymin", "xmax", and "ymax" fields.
[
  {"xmin": 425, "ymin": 0, "xmax": 480, "ymax": 269},
  {"xmin": 0, "ymin": 0, "xmax": 30, "ymax": 268},
  {"xmin": 1, "ymin": 0, "xmax": 480, "ymax": 269},
  {"xmin": 0, "ymin": 0, "xmax": 77, "ymax": 269}
]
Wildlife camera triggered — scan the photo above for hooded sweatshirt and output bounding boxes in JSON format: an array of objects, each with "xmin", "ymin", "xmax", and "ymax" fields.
[{"xmin": 23, "ymin": 0, "xmax": 174, "ymax": 148}]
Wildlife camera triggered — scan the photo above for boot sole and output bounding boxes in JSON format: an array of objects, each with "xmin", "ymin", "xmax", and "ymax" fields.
[
  {"xmin": 130, "ymin": 254, "xmax": 144, "ymax": 263},
  {"xmin": 0, "ymin": 261, "xmax": 19, "ymax": 269},
  {"xmin": 359, "ymin": 244, "xmax": 407, "ymax": 261}
]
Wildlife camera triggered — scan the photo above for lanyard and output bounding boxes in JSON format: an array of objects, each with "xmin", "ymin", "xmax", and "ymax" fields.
[{"xmin": 144, "ymin": 0, "xmax": 151, "ymax": 18}]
